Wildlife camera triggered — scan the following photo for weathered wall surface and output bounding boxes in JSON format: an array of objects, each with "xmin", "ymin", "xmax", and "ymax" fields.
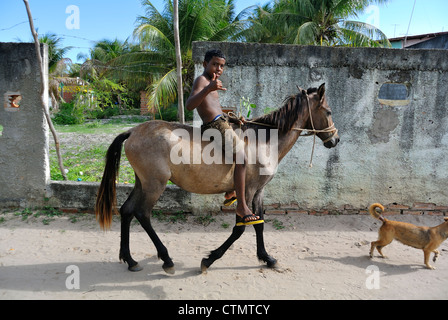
[
  {"xmin": 1, "ymin": 42, "xmax": 447, "ymax": 216},
  {"xmin": 192, "ymin": 42, "xmax": 448, "ymax": 213},
  {"xmin": 0, "ymin": 43, "xmax": 50, "ymax": 207}
]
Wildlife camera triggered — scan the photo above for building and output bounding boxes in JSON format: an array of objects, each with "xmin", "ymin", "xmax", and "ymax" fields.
[{"xmin": 389, "ymin": 31, "xmax": 448, "ymax": 49}]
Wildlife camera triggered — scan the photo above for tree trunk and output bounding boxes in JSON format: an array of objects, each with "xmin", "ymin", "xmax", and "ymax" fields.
[
  {"xmin": 173, "ymin": 0, "xmax": 185, "ymax": 124},
  {"xmin": 23, "ymin": 0, "xmax": 67, "ymax": 180}
]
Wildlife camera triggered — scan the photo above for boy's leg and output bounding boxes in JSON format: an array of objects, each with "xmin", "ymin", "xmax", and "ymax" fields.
[
  {"xmin": 219, "ymin": 120, "xmax": 259, "ymax": 221},
  {"xmin": 234, "ymin": 150, "xmax": 259, "ymax": 221}
]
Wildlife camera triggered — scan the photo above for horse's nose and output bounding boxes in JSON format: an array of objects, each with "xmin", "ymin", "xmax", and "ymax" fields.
[{"xmin": 324, "ymin": 136, "xmax": 340, "ymax": 148}]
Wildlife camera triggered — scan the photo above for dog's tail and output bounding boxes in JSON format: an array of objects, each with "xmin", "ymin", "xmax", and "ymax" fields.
[{"xmin": 369, "ymin": 203, "xmax": 386, "ymax": 222}]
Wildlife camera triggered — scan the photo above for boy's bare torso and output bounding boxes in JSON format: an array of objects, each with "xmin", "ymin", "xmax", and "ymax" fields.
[{"xmin": 194, "ymin": 75, "xmax": 223, "ymax": 123}]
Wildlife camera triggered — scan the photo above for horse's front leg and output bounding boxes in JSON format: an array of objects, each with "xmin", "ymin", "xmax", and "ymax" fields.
[
  {"xmin": 252, "ymin": 188, "xmax": 277, "ymax": 268},
  {"xmin": 254, "ymin": 223, "xmax": 277, "ymax": 268},
  {"xmin": 201, "ymin": 225, "xmax": 246, "ymax": 273}
]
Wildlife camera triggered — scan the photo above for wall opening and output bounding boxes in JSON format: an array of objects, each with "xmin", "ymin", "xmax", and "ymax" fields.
[
  {"xmin": 4, "ymin": 92, "xmax": 22, "ymax": 111},
  {"xmin": 378, "ymin": 83, "xmax": 411, "ymax": 106}
]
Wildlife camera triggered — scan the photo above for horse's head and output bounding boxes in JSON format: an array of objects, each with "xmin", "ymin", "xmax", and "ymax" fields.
[{"xmin": 300, "ymin": 83, "xmax": 339, "ymax": 149}]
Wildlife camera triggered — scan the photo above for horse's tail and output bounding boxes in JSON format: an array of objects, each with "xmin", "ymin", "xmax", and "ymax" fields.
[
  {"xmin": 95, "ymin": 131, "xmax": 131, "ymax": 230},
  {"xmin": 369, "ymin": 203, "xmax": 386, "ymax": 222}
]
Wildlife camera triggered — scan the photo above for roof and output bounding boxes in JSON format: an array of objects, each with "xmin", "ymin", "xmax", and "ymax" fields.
[{"xmin": 389, "ymin": 31, "xmax": 448, "ymax": 42}]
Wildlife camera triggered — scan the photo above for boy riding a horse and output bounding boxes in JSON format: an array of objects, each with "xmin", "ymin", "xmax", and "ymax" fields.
[{"xmin": 186, "ymin": 49, "xmax": 260, "ymax": 224}]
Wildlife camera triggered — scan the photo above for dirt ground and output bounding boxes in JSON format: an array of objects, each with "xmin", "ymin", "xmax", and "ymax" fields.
[{"xmin": 1, "ymin": 211, "xmax": 448, "ymax": 300}]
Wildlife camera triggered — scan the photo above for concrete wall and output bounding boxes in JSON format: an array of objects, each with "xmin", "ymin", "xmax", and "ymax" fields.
[
  {"xmin": 0, "ymin": 43, "xmax": 50, "ymax": 208},
  {"xmin": 192, "ymin": 42, "xmax": 448, "ymax": 212},
  {"xmin": 1, "ymin": 41, "xmax": 447, "ymax": 216}
]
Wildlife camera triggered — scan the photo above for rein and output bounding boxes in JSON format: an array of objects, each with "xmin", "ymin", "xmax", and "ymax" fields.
[{"xmin": 228, "ymin": 93, "xmax": 338, "ymax": 168}]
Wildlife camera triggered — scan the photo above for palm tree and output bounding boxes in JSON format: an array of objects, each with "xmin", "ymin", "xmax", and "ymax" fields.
[
  {"xmin": 39, "ymin": 32, "xmax": 72, "ymax": 74},
  {"xmin": 241, "ymin": 0, "xmax": 391, "ymax": 47},
  {"xmin": 119, "ymin": 0, "xmax": 248, "ymax": 116},
  {"xmin": 38, "ymin": 33, "xmax": 75, "ymax": 110},
  {"xmin": 74, "ymin": 39, "xmax": 144, "ymax": 111},
  {"xmin": 77, "ymin": 38, "xmax": 139, "ymax": 82}
]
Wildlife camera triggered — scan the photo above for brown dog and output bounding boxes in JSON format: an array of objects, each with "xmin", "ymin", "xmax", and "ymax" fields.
[{"xmin": 369, "ymin": 203, "xmax": 448, "ymax": 269}]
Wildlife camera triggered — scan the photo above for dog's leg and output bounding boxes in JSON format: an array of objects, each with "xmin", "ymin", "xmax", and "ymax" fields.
[
  {"xmin": 376, "ymin": 245, "xmax": 387, "ymax": 258},
  {"xmin": 424, "ymin": 250, "xmax": 435, "ymax": 269},
  {"xmin": 433, "ymin": 249, "xmax": 440, "ymax": 263},
  {"xmin": 369, "ymin": 242, "xmax": 376, "ymax": 258},
  {"xmin": 370, "ymin": 241, "xmax": 389, "ymax": 259},
  {"xmin": 371, "ymin": 226, "xmax": 393, "ymax": 259}
]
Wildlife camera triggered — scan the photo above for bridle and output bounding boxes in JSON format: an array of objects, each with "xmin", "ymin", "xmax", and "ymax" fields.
[
  {"xmin": 297, "ymin": 93, "xmax": 338, "ymax": 143},
  {"xmin": 230, "ymin": 90, "xmax": 338, "ymax": 167},
  {"xmin": 297, "ymin": 93, "xmax": 338, "ymax": 167}
]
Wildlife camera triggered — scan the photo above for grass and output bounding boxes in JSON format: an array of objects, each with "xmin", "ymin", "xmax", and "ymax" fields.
[
  {"xmin": 49, "ymin": 144, "xmax": 135, "ymax": 183},
  {"xmin": 54, "ymin": 117, "xmax": 144, "ymax": 134},
  {"xmin": 10, "ymin": 206, "xmax": 64, "ymax": 225},
  {"xmin": 0, "ymin": 207, "xmax": 90, "ymax": 226},
  {"xmin": 50, "ymin": 119, "xmax": 141, "ymax": 183}
]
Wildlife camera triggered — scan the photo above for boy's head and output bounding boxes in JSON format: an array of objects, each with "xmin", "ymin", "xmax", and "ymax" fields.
[
  {"xmin": 204, "ymin": 49, "xmax": 226, "ymax": 63},
  {"xmin": 203, "ymin": 49, "xmax": 226, "ymax": 79}
]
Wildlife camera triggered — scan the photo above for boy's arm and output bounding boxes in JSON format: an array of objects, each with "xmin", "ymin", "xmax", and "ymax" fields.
[
  {"xmin": 186, "ymin": 73, "xmax": 226, "ymax": 111},
  {"xmin": 186, "ymin": 77, "xmax": 211, "ymax": 111}
]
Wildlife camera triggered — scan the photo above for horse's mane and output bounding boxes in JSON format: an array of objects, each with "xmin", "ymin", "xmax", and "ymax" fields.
[{"xmin": 247, "ymin": 88, "xmax": 316, "ymax": 133}]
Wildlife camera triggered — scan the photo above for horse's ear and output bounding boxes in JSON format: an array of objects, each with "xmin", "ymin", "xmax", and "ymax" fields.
[
  {"xmin": 296, "ymin": 85, "xmax": 306, "ymax": 94},
  {"xmin": 318, "ymin": 83, "xmax": 326, "ymax": 99}
]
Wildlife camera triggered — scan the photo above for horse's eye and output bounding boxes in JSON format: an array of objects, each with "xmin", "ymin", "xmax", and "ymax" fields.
[{"xmin": 327, "ymin": 111, "xmax": 332, "ymax": 116}]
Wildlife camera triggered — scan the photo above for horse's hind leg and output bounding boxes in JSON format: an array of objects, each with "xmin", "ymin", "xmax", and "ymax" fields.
[
  {"xmin": 119, "ymin": 174, "xmax": 174, "ymax": 273},
  {"xmin": 120, "ymin": 207, "xmax": 143, "ymax": 271},
  {"xmin": 119, "ymin": 178, "xmax": 144, "ymax": 271},
  {"xmin": 135, "ymin": 210, "xmax": 175, "ymax": 274},
  {"xmin": 133, "ymin": 179, "xmax": 174, "ymax": 274},
  {"xmin": 201, "ymin": 225, "xmax": 246, "ymax": 273}
]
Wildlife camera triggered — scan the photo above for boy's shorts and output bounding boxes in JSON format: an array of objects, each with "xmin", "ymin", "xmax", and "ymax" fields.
[{"xmin": 201, "ymin": 115, "xmax": 244, "ymax": 155}]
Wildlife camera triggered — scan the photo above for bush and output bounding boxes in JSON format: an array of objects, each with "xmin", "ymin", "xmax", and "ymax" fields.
[
  {"xmin": 52, "ymin": 102, "xmax": 85, "ymax": 125},
  {"xmin": 154, "ymin": 104, "xmax": 194, "ymax": 122}
]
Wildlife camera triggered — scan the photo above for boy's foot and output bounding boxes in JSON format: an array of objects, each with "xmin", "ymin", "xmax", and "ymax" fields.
[
  {"xmin": 224, "ymin": 191, "xmax": 235, "ymax": 199},
  {"xmin": 241, "ymin": 214, "xmax": 260, "ymax": 223},
  {"xmin": 237, "ymin": 204, "xmax": 259, "ymax": 222},
  {"xmin": 223, "ymin": 191, "xmax": 237, "ymax": 206}
]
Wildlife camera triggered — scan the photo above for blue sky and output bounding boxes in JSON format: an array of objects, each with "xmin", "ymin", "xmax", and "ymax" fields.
[{"xmin": 1, "ymin": 0, "xmax": 446, "ymax": 63}]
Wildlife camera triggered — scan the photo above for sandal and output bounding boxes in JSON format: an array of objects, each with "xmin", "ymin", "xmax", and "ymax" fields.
[
  {"xmin": 223, "ymin": 196, "xmax": 237, "ymax": 206},
  {"xmin": 236, "ymin": 214, "xmax": 264, "ymax": 227}
]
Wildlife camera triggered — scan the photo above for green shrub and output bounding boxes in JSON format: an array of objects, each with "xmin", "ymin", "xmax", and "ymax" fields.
[{"xmin": 52, "ymin": 102, "xmax": 85, "ymax": 125}]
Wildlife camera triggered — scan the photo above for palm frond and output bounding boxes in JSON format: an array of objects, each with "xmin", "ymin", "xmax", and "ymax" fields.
[
  {"xmin": 134, "ymin": 23, "xmax": 174, "ymax": 51},
  {"xmin": 146, "ymin": 68, "xmax": 178, "ymax": 111},
  {"xmin": 339, "ymin": 20, "xmax": 391, "ymax": 47}
]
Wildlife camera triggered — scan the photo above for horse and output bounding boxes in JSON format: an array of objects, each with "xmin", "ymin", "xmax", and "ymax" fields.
[{"xmin": 95, "ymin": 83, "xmax": 339, "ymax": 273}]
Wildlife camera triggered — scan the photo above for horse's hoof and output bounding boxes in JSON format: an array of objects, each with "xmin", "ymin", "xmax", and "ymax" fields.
[
  {"xmin": 265, "ymin": 256, "xmax": 278, "ymax": 268},
  {"xmin": 163, "ymin": 261, "xmax": 175, "ymax": 274},
  {"xmin": 200, "ymin": 260, "xmax": 209, "ymax": 274},
  {"xmin": 128, "ymin": 263, "xmax": 143, "ymax": 272},
  {"xmin": 163, "ymin": 266, "xmax": 175, "ymax": 274}
]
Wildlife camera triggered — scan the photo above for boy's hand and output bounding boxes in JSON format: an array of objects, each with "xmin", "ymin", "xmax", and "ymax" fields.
[{"xmin": 208, "ymin": 73, "xmax": 227, "ymax": 92}]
